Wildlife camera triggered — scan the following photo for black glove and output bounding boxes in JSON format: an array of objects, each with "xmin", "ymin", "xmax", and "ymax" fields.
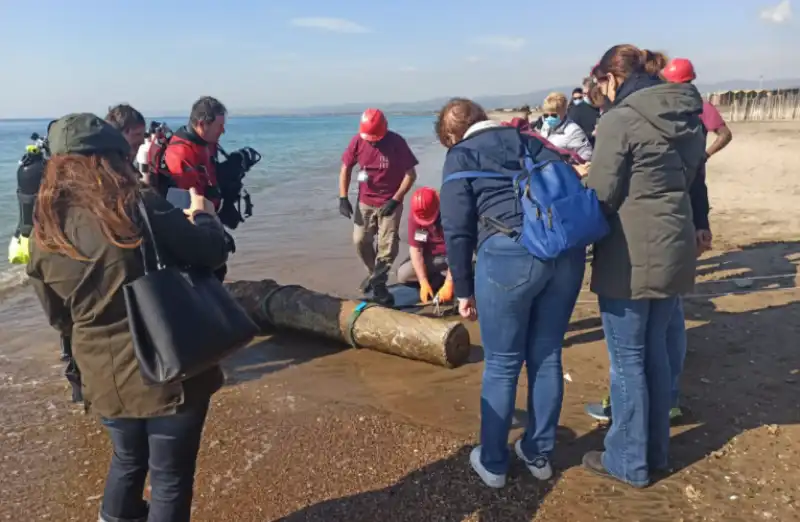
[
  {"xmin": 378, "ymin": 199, "xmax": 400, "ymax": 217},
  {"xmin": 339, "ymin": 197, "xmax": 353, "ymax": 219}
]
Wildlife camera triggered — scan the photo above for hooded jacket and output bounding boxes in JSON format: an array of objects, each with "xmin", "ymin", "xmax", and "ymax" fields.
[
  {"xmin": 439, "ymin": 122, "xmax": 562, "ymax": 298},
  {"xmin": 586, "ymin": 75, "xmax": 706, "ymax": 299}
]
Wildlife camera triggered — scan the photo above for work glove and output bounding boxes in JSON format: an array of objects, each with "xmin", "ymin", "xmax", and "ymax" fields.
[
  {"xmin": 435, "ymin": 279, "xmax": 454, "ymax": 303},
  {"xmin": 378, "ymin": 199, "xmax": 400, "ymax": 217},
  {"xmin": 339, "ymin": 197, "xmax": 353, "ymax": 219},
  {"xmin": 419, "ymin": 279, "xmax": 434, "ymax": 304}
]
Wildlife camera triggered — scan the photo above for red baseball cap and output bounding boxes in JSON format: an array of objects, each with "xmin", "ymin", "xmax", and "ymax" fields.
[
  {"xmin": 359, "ymin": 108, "xmax": 388, "ymax": 142},
  {"xmin": 662, "ymin": 58, "xmax": 696, "ymax": 84}
]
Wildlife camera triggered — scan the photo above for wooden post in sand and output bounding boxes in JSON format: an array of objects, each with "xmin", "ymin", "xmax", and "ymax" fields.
[{"xmin": 224, "ymin": 280, "xmax": 472, "ymax": 368}]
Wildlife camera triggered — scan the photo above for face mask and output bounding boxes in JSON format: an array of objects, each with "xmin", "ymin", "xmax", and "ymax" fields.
[
  {"xmin": 544, "ymin": 116, "xmax": 561, "ymax": 127},
  {"xmin": 572, "ymin": 98, "xmax": 583, "ymax": 105}
]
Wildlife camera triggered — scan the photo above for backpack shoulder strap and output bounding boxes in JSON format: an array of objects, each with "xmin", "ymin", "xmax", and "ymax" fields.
[{"xmin": 443, "ymin": 170, "xmax": 508, "ymax": 183}]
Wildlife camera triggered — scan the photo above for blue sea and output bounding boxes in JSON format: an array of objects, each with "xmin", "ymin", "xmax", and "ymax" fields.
[{"xmin": 0, "ymin": 115, "xmax": 446, "ymax": 295}]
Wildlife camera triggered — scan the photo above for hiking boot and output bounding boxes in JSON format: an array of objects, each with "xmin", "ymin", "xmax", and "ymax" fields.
[
  {"xmin": 514, "ymin": 439, "xmax": 553, "ymax": 481},
  {"xmin": 469, "ymin": 446, "xmax": 506, "ymax": 489},
  {"xmin": 358, "ymin": 274, "xmax": 373, "ymax": 295},
  {"xmin": 359, "ymin": 262, "xmax": 392, "ymax": 295},
  {"xmin": 585, "ymin": 396, "xmax": 612, "ymax": 422},
  {"xmin": 371, "ymin": 283, "xmax": 395, "ymax": 307}
]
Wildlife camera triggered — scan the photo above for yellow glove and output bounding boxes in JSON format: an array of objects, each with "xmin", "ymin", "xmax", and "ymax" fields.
[
  {"xmin": 8, "ymin": 235, "xmax": 31, "ymax": 265},
  {"xmin": 419, "ymin": 279, "xmax": 434, "ymax": 304},
  {"xmin": 435, "ymin": 279, "xmax": 454, "ymax": 303}
]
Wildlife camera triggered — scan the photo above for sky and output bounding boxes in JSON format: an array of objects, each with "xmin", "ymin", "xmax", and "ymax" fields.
[{"xmin": 0, "ymin": 0, "xmax": 797, "ymax": 118}]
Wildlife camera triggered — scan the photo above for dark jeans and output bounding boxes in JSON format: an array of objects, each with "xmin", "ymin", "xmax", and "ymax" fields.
[
  {"xmin": 599, "ymin": 296, "xmax": 676, "ymax": 487},
  {"xmin": 474, "ymin": 235, "xmax": 585, "ymax": 474},
  {"xmin": 100, "ymin": 402, "xmax": 210, "ymax": 522}
]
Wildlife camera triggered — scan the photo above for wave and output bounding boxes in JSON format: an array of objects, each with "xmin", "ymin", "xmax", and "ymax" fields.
[{"xmin": 0, "ymin": 265, "xmax": 29, "ymax": 299}]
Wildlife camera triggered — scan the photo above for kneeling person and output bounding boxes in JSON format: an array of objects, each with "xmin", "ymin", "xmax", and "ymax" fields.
[{"xmin": 396, "ymin": 187, "xmax": 453, "ymax": 303}]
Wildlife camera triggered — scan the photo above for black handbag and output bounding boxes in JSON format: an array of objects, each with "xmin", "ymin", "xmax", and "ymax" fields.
[{"xmin": 124, "ymin": 200, "xmax": 258, "ymax": 385}]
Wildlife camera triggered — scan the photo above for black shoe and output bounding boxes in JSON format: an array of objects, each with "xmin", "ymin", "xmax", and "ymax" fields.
[
  {"xmin": 359, "ymin": 275, "xmax": 373, "ymax": 295},
  {"xmin": 371, "ymin": 284, "xmax": 395, "ymax": 307},
  {"xmin": 358, "ymin": 263, "xmax": 392, "ymax": 295}
]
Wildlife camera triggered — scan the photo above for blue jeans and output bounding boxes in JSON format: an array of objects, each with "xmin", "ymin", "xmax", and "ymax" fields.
[
  {"xmin": 599, "ymin": 297, "xmax": 676, "ymax": 487},
  {"xmin": 100, "ymin": 403, "xmax": 210, "ymax": 522},
  {"xmin": 475, "ymin": 235, "xmax": 585, "ymax": 475},
  {"xmin": 666, "ymin": 297, "xmax": 686, "ymax": 409}
]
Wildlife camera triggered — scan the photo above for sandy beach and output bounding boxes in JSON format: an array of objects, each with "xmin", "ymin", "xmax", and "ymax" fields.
[{"xmin": 2, "ymin": 121, "xmax": 800, "ymax": 521}]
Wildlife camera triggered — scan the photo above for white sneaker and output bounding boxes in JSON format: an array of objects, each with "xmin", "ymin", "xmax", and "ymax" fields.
[
  {"xmin": 469, "ymin": 446, "xmax": 507, "ymax": 489},
  {"xmin": 515, "ymin": 439, "xmax": 553, "ymax": 481}
]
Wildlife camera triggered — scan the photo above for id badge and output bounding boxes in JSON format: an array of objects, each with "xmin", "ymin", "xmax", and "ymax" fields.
[
  {"xmin": 414, "ymin": 229, "xmax": 428, "ymax": 242},
  {"xmin": 357, "ymin": 170, "xmax": 368, "ymax": 182}
]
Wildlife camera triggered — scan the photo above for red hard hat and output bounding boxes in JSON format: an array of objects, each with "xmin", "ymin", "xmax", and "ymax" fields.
[
  {"xmin": 359, "ymin": 108, "xmax": 388, "ymax": 142},
  {"xmin": 411, "ymin": 187, "xmax": 440, "ymax": 227},
  {"xmin": 662, "ymin": 58, "xmax": 696, "ymax": 84}
]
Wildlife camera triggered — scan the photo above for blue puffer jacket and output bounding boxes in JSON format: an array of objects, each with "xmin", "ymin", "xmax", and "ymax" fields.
[{"xmin": 439, "ymin": 123, "xmax": 562, "ymax": 298}]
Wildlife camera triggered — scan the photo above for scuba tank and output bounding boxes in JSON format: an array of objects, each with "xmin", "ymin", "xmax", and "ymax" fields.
[{"xmin": 8, "ymin": 132, "xmax": 48, "ymax": 265}]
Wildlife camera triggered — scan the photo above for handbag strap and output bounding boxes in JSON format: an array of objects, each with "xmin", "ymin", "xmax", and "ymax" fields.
[{"xmin": 136, "ymin": 199, "xmax": 166, "ymax": 271}]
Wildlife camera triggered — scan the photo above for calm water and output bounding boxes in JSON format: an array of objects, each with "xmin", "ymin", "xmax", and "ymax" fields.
[{"xmin": 0, "ymin": 115, "xmax": 446, "ymax": 294}]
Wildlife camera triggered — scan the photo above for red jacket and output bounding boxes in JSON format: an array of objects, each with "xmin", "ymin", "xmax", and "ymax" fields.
[{"xmin": 163, "ymin": 126, "xmax": 221, "ymax": 209}]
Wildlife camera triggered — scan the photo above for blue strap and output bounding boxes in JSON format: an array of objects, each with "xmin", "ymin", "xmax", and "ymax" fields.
[
  {"xmin": 443, "ymin": 170, "xmax": 508, "ymax": 183},
  {"xmin": 444, "ymin": 144, "xmax": 549, "ymax": 184}
]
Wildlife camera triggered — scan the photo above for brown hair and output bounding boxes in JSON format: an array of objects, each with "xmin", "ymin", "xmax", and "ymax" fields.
[
  {"xmin": 105, "ymin": 104, "xmax": 145, "ymax": 133},
  {"xmin": 435, "ymin": 98, "xmax": 488, "ymax": 148},
  {"xmin": 643, "ymin": 50, "xmax": 669, "ymax": 77},
  {"xmin": 33, "ymin": 153, "xmax": 142, "ymax": 260},
  {"xmin": 593, "ymin": 44, "xmax": 669, "ymax": 82},
  {"xmin": 586, "ymin": 82, "xmax": 605, "ymax": 106}
]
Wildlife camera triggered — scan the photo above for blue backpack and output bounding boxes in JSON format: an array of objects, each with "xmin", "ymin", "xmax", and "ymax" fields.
[{"xmin": 443, "ymin": 148, "xmax": 609, "ymax": 260}]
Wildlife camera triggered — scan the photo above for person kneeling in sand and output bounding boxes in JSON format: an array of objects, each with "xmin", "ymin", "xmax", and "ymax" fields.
[{"xmin": 396, "ymin": 186, "xmax": 454, "ymax": 304}]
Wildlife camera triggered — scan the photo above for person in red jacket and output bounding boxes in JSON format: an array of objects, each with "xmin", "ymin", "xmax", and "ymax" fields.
[{"xmin": 163, "ymin": 96, "xmax": 227, "ymax": 210}]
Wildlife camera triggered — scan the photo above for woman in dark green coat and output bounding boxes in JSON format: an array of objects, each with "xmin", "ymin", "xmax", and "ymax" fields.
[{"xmin": 581, "ymin": 45, "xmax": 706, "ymax": 488}]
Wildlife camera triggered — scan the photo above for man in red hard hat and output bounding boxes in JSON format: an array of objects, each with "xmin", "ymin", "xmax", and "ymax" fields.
[
  {"xmin": 396, "ymin": 187, "xmax": 453, "ymax": 304},
  {"xmin": 339, "ymin": 108, "xmax": 419, "ymax": 306},
  {"xmin": 662, "ymin": 58, "xmax": 733, "ymax": 167}
]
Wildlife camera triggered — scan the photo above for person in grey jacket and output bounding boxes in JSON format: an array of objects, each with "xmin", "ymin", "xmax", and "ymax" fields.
[
  {"xmin": 539, "ymin": 92, "xmax": 593, "ymax": 161},
  {"xmin": 580, "ymin": 44, "xmax": 706, "ymax": 488}
]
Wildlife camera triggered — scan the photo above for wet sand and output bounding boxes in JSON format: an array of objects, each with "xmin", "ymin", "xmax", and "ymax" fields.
[{"xmin": 2, "ymin": 121, "xmax": 800, "ymax": 521}]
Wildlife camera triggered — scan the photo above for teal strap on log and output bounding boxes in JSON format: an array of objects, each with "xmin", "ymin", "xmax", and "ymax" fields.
[{"xmin": 346, "ymin": 301, "xmax": 376, "ymax": 348}]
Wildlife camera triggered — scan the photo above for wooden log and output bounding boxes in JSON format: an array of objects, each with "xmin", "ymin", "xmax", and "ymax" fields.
[{"xmin": 224, "ymin": 279, "xmax": 471, "ymax": 368}]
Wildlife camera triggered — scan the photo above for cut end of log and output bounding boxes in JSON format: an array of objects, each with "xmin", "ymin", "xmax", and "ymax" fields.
[{"xmin": 441, "ymin": 322, "xmax": 472, "ymax": 368}]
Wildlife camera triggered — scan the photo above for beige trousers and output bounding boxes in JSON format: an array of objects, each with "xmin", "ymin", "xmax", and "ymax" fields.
[{"xmin": 352, "ymin": 202, "xmax": 402, "ymax": 274}]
